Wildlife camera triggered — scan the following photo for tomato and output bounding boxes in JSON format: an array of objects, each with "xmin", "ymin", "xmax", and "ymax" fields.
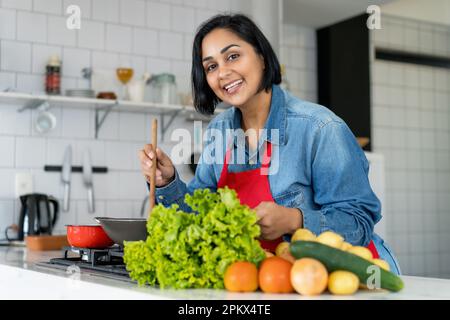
[
  {"xmin": 224, "ymin": 261, "xmax": 258, "ymax": 292},
  {"xmin": 258, "ymin": 256, "xmax": 294, "ymax": 293}
]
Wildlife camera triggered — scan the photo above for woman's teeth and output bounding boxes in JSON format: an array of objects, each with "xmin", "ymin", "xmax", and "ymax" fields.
[{"xmin": 224, "ymin": 80, "xmax": 243, "ymax": 93}]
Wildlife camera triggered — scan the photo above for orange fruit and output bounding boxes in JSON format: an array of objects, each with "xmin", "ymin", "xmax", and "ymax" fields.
[
  {"xmin": 224, "ymin": 261, "xmax": 258, "ymax": 292},
  {"xmin": 290, "ymin": 258, "xmax": 328, "ymax": 296},
  {"xmin": 258, "ymin": 256, "xmax": 294, "ymax": 293}
]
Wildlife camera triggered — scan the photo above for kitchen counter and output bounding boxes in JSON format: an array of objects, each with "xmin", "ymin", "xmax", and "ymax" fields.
[{"xmin": 0, "ymin": 246, "xmax": 449, "ymax": 300}]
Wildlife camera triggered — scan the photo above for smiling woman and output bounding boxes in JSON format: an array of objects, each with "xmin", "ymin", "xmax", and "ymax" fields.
[{"xmin": 137, "ymin": 14, "xmax": 401, "ymax": 274}]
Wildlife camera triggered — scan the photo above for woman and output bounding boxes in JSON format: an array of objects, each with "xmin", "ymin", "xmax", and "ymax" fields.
[{"xmin": 138, "ymin": 14, "xmax": 401, "ymax": 274}]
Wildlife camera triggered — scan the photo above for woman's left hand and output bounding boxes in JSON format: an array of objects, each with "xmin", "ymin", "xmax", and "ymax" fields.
[{"xmin": 254, "ymin": 202, "xmax": 303, "ymax": 240}]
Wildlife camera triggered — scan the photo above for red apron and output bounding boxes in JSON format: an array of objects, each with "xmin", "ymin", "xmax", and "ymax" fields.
[{"xmin": 217, "ymin": 141, "xmax": 379, "ymax": 258}]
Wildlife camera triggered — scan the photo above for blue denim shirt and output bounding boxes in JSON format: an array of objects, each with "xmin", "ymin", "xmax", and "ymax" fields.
[{"xmin": 155, "ymin": 85, "xmax": 401, "ymax": 274}]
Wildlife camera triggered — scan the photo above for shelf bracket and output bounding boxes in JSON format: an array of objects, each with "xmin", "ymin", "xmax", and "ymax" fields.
[
  {"xmin": 95, "ymin": 102, "xmax": 117, "ymax": 139},
  {"xmin": 17, "ymin": 98, "xmax": 47, "ymax": 113},
  {"xmin": 159, "ymin": 109, "xmax": 183, "ymax": 142}
]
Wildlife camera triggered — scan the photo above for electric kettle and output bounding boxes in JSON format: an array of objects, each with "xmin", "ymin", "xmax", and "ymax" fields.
[{"xmin": 17, "ymin": 193, "xmax": 59, "ymax": 241}]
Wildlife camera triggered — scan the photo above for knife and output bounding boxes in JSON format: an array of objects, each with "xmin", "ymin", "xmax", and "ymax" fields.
[
  {"xmin": 61, "ymin": 145, "xmax": 72, "ymax": 212},
  {"xmin": 83, "ymin": 149, "xmax": 95, "ymax": 213}
]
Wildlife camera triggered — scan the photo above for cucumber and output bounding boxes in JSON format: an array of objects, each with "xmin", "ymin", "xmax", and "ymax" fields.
[{"xmin": 290, "ymin": 241, "xmax": 404, "ymax": 292}]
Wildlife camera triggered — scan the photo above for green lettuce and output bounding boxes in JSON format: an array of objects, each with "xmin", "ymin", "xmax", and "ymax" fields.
[{"xmin": 123, "ymin": 187, "xmax": 266, "ymax": 288}]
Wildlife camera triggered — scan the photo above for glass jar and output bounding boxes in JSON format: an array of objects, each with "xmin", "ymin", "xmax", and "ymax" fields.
[{"xmin": 148, "ymin": 73, "xmax": 177, "ymax": 105}]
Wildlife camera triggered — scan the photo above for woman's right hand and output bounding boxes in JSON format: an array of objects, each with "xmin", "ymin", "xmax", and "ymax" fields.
[{"xmin": 138, "ymin": 144, "xmax": 175, "ymax": 187}]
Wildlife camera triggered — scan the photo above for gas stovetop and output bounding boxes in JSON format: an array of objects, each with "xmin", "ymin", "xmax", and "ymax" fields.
[{"xmin": 35, "ymin": 246, "xmax": 133, "ymax": 282}]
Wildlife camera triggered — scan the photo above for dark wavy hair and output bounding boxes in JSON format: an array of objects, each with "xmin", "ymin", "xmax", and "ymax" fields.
[{"xmin": 191, "ymin": 14, "xmax": 281, "ymax": 115}]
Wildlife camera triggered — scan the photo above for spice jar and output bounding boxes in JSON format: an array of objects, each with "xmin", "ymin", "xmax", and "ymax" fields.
[{"xmin": 45, "ymin": 55, "xmax": 61, "ymax": 95}]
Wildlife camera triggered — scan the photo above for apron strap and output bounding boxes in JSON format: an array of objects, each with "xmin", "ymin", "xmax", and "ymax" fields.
[
  {"xmin": 261, "ymin": 142, "xmax": 272, "ymax": 169},
  {"xmin": 367, "ymin": 240, "xmax": 380, "ymax": 259},
  {"xmin": 224, "ymin": 148, "xmax": 232, "ymax": 166},
  {"xmin": 224, "ymin": 141, "xmax": 272, "ymax": 168}
]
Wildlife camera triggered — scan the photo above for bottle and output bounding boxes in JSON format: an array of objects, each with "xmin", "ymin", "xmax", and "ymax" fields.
[
  {"xmin": 46, "ymin": 55, "xmax": 61, "ymax": 95},
  {"xmin": 280, "ymin": 64, "xmax": 290, "ymax": 91}
]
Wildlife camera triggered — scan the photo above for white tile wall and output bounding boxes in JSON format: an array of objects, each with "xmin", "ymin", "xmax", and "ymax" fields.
[
  {"xmin": 118, "ymin": 113, "xmax": 147, "ymax": 142},
  {"xmin": 0, "ymin": 8, "xmax": 16, "ymax": 40},
  {"xmin": 76, "ymin": 200, "xmax": 106, "ymax": 225},
  {"xmin": 1, "ymin": 41, "xmax": 32, "ymax": 73},
  {"xmin": 147, "ymin": 1, "xmax": 171, "ymax": 30},
  {"xmin": 280, "ymin": 24, "xmax": 318, "ymax": 103},
  {"xmin": 0, "ymin": 169, "xmax": 17, "ymax": 198},
  {"xmin": 371, "ymin": 15, "xmax": 450, "ymax": 278},
  {"xmin": 61, "ymin": 108, "xmax": 91, "ymax": 138},
  {"xmin": 91, "ymin": 51, "xmax": 119, "ymax": 70},
  {"xmin": 158, "ymin": 31, "xmax": 184, "ymax": 60},
  {"xmin": 33, "ymin": 0, "xmax": 62, "ymax": 15},
  {"xmin": 172, "ymin": 6, "xmax": 195, "ymax": 33},
  {"xmin": 0, "ymin": 71, "xmax": 15, "ymax": 90},
  {"xmin": 104, "ymin": 141, "xmax": 135, "ymax": 170},
  {"xmin": 48, "ymin": 16, "xmax": 76, "ymax": 46},
  {"xmin": 2, "ymin": 0, "xmax": 32, "ymax": 11},
  {"xmin": 15, "ymin": 137, "xmax": 46, "ymax": 168},
  {"xmin": 105, "ymin": 200, "xmax": 135, "ymax": 219},
  {"xmin": 0, "ymin": 104, "xmax": 31, "ymax": 136},
  {"xmin": 0, "ymin": 136, "xmax": 15, "ymax": 167},
  {"xmin": 195, "ymin": 8, "xmax": 216, "ymax": 28},
  {"xmin": 17, "ymin": 11, "xmax": 47, "ymax": 43},
  {"xmin": 120, "ymin": 0, "xmax": 146, "ymax": 27},
  {"xmin": 118, "ymin": 172, "xmax": 148, "ymax": 200},
  {"xmin": 78, "ymin": 20, "xmax": 105, "ymax": 50},
  {"xmin": 16, "ymin": 73, "xmax": 45, "ymax": 93},
  {"xmin": 62, "ymin": 47, "xmax": 91, "ymax": 78},
  {"xmin": 92, "ymin": 0, "xmax": 119, "ymax": 23},
  {"xmin": 147, "ymin": 57, "xmax": 171, "ymax": 74},
  {"xmin": 105, "ymin": 24, "xmax": 132, "ymax": 54},
  {"xmin": 133, "ymin": 28, "xmax": 158, "ymax": 56}
]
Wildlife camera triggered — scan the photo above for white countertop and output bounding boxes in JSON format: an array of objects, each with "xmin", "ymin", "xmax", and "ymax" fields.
[{"xmin": 1, "ymin": 246, "xmax": 449, "ymax": 300}]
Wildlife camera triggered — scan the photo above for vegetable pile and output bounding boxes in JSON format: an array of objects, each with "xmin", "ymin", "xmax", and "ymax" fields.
[
  {"xmin": 224, "ymin": 228, "xmax": 404, "ymax": 295},
  {"xmin": 123, "ymin": 187, "xmax": 266, "ymax": 289}
]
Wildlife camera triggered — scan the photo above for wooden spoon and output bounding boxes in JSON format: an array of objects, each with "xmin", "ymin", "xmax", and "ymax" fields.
[{"xmin": 148, "ymin": 118, "xmax": 157, "ymax": 218}]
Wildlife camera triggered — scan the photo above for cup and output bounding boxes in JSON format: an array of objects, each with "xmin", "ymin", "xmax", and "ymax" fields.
[
  {"xmin": 35, "ymin": 110, "xmax": 56, "ymax": 134},
  {"xmin": 127, "ymin": 81, "xmax": 144, "ymax": 102}
]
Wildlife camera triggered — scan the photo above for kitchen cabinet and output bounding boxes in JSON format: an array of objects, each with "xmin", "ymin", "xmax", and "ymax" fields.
[{"xmin": 317, "ymin": 14, "xmax": 372, "ymax": 151}]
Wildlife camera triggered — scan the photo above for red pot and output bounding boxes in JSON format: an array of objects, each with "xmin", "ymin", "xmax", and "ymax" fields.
[{"xmin": 66, "ymin": 225, "xmax": 114, "ymax": 248}]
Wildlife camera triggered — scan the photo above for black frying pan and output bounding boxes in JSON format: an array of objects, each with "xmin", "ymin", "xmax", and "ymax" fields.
[{"xmin": 94, "ymin": 217, "xmax": 147, "ymax": 246}]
